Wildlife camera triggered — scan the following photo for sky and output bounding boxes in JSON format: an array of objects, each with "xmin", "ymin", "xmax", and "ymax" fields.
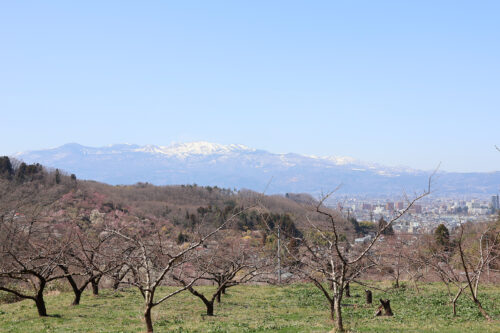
[{"xmin": 1, "ymin": 1, "xmax": 499, "ymax": 172}]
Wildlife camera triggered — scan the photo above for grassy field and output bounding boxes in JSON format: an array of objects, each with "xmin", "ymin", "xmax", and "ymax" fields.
[{"xmin": 0, "ymin": 282, "xmax": 499, "ymax": 332}]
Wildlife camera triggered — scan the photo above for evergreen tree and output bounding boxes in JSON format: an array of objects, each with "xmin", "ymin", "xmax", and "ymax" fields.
[
  {"xmin": 55, "ymin": 169, "xmax": 61, "ymax": 184},
  {"xmin": 0, "ymin": 156, "xmax": 14, "ymax": 179},
  {"xmin": 434, "ymin": 223, "xmax": 450, "ymax": 247},
  {"xmin": 176, "ymin": 232, "xmax": 189, "ymax": 244},
  {"xmin": 16, "ymin": 162, "xmax": 27, "ymax": 181},
  {"xmin": 349, "ymin": 217, "xmax": 362, "ymax": 234},
  {"xmin": 378, "ymin": 217, "xmax": 394, "ymax": 235}
]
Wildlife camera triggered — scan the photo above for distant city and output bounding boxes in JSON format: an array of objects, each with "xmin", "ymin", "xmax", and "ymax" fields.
[{"xmin": 334, "ymin": 194, "xmax": 500, "ymax": 235}]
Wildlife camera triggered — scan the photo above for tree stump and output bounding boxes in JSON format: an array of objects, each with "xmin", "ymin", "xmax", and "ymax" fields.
[
  {"xmin": 375, "ymin": 299, "xmax": 393, "ymax": 316},
  {"xmin": 365, "ymin": 290, "xmax": 372, "ymax": 304}
]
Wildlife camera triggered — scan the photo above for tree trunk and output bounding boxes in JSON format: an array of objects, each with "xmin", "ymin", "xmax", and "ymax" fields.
[
  {"xmin": 216, "ymin": 290, "xmax": 221, "ymax": 303},
  {"xmin": 112, "ymin": 271, "xmax": 119, "ymax": 290},
  {"xmin": 34, "ymin": 279, "xmax": 48, "ymax": 317},
  {"xmin": 65, "ymin": 274, "xmax": 83, "ymax": 305},
  {"xmin": 345, "ymin": 283, "xmax": 351, "ymax": 297},
  {"xmin": 413, "ymin": 280, "xmax": 420, "ymax": 294},
  {"xmin": 221, "ymin": 286, "xmax": 226, "ymax": 294},
  {"xmin": 365, "ymin": 290, "xmax": 372, "ymax": 304},
  {"xmin": 206, "ymin": 301, "xmax": 214, "ymax": 316},
  {"xmin": 334, "ymin": 297, "xmax": 344, "ymax": 332},
  {"xmin": 394, "ymin": 266, "xmax": 401, "ymax": 288},
  {"xmin": 451, "ymin": 288, "xmax": 463, "ymax": 316},
  {"xmin": 35, "ymin": 294, "xmax": 48, "ymax": 317},
  {"xmin": 185, "ymin": 284, "xmax": 215, "ymax": 316},
  {"xmin": 472, "ymin": 297, "xmax": 491, "ymax": 320},
  {"xmin": 91, "ymin": 278, "xmax": 99, "ymax": 296},
  {"xmin": 144, "ymin": 306, "xmax": 154, "ymax": 333},
  {"xmin": 72, "ymin": 289, "xmax": 82, "ymax": 306}
]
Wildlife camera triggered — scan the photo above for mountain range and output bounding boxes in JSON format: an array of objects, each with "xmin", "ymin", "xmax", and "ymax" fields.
[{"xmin": 13, "ymin": 142, "xmax": 500, "ymax": 196}]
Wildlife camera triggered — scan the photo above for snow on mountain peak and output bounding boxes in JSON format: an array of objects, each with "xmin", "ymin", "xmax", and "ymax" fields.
[
  {"xmin": 306, "ymin": 154, "xmax": 358, "ymax": 166},
  {"xmin": 134, "ymin": 141, "xmax": 255, "ymax": 157}
]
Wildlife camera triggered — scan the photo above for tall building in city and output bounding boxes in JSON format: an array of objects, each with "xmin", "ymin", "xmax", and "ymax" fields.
[
  {"xmin": 491, "ymin": 194, "xmax": 499, "ymax": 213},
  {"xmin": 386, "ymin": 202, "xmax": 395, "ymax": 211},
  {"xmin": 362, "ymin": 203, "xmax": 372, "ymax": 210},
  {"xmin": 409, "ymin": 204, "xmax": 422, "ymax": 214}
]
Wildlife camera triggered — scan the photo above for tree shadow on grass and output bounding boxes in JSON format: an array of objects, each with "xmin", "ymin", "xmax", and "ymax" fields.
[{"xmin": 47, "ymin": 314, "xmax": 62, "ymax": 318}]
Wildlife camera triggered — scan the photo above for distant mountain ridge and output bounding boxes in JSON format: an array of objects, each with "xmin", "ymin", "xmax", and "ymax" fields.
[{"xmin": 13, "ymin": 142, "xmax": 500, "ymax": 196}]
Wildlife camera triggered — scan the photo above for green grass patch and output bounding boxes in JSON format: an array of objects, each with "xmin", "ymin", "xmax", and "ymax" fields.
[{"xmin": 0, "ymin": 283, "xmax": 499, "ymax": 332}]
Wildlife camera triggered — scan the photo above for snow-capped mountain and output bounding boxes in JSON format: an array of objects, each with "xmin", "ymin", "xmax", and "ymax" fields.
[{"xmin": 13, "ymin": 142, "xmax": 500, "ymax": 195}]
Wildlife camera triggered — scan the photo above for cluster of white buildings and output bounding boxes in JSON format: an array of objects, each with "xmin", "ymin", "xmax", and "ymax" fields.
[{"xmin": 334, "ymin": 194, "xmax": 499, "ymax": 235}]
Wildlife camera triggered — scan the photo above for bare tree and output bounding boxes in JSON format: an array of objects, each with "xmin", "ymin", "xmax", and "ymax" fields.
[
  {"xmin": 173, "ymin": 234, "xmax": 268, "ymax": 316},
  {"xmin": 0, "ymin": 170, "xmax": 74, "ymax": 316},
  {"xmin": 58, "ymin": 222, "xmax": 123, "ymax": 305},
  {"xmin": 401, "ymin": 238, "xmax": 426, "ymax": 294},
  {"xmin": 283, "ymin": 182, "xmax": 431, "ymax": 332},
  {"xmin": 0, "ymin": 213, "xmax": 70, "ymax": 316},
  {"xmin": 417, "ymin": 234, "xmax": 467, "ymax": 316},
  {"xmin": 372, "ymin": 234, "xmax": 407, "ymax": 288},
  {"xmin": 421, "ymin": 220, "xmax": 500, "ymax": 318},
  {"xmin": 104, "ymin": 211, "xmax": 243, "ymax": 333},
  {"xmin": 456, "ymin": 222, "xmax": 499, "ymax": 320}
]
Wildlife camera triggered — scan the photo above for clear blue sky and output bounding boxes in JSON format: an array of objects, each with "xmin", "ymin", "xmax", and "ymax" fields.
[{"xmin": 1, "ymin": 1, "xmax": 499, "ymax": 172}]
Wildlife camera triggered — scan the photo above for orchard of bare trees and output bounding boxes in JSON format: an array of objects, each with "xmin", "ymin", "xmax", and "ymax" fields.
[{"xmin": 1, "ymin": 157, "xmax": 499, "ymax": 332}]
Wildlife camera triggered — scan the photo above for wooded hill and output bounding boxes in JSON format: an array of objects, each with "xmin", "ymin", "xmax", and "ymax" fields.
[{"xmin": 0, "ymin": 156, "xmax": 355, "ymax": 244}]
